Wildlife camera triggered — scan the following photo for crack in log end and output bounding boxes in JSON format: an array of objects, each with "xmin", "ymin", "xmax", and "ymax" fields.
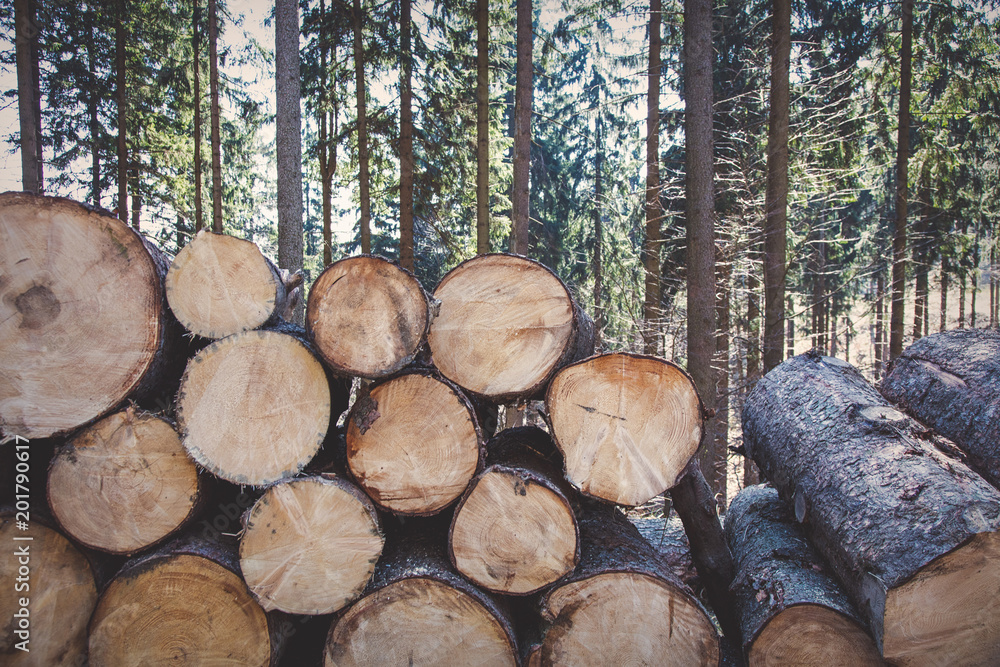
[
  {"xmin": 353, "ymin": 395, "xmax": 381, "ymax": 435},
  {"xmin": 575, "ymin": 404, "xmax": 627, "ymax": 421}
]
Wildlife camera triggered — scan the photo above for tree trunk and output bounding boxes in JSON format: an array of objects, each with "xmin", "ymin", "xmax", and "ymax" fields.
[
  {"xmin": 89, "ymin": 535, "xmax": 284, "ymax": 665},
  {"xmin": 47, "ymin": 408, "xmax": 203, "ymax": 556},
  {"xmin": 593, "ymin": 115, "xmax": 605, "ymax": 338},
  {"xmin": 875, "ymin": 271, "xmax": 886, "ymax": 379},
  {"xmin": 239, "ymin": 474, "xmax": 383, "ymax": 615},
  {"xmin": 87, "ymin": 5, "xmax": 101, "ymax": 206},
  {"xmin": 538, "ymin": 504, "xmax": 719, "ymax": 666},
  {"xmin": 176, "ymin": 326, "xmax": 343, "ymax": 486},
  {"xmin": 324, "ymin": 516, "xmax": 519, "ymax": 666},
  {"xmin": 208, "ymin": 0, "xmax": 223, "ymax": 232},
  {"xmin": 510, "ymin": 0, "xmax": 532, "ymax": 256},
  {"xmin": 131, "ymin": 165, "xmax": 142, "ymax": 231},
  {"xmin": 345, "ymin": 371, "xmax": 484, "ymax": 515},
  {"xmin": 193, "ymin": 0, "xmax": 204, "ymax": 231},
  {"xmin": 547, "ymin": 353, "xmax": 703, "ymax": 507},
  {"xmin": 959, "ymin": 271, "xmax": 967, "ymax": 328},
  {"xmin": 882, "ymin": 328, "xmax": 1000, "ymax": 489},
  {"xmin": 890, "ymin": 0, "xmax": 913, "ymax": 361},
  {"xmin": 307, "ymin": 255, "xmax": 431, "ymax": 378},
  {"xmin": 166, "ymin": 230, "xmax": 298, "ymax": 338},
  {"xmin": 428, "ymin": 254, "xmax": 595, "ymax": 403},
  {"xmin": 912, "ymin": 170, "xmax": 930, "ymax": 340},
  {"xmin": 707, "ymin": 244, "xmax": 730, "ymax": 505},
  {"xmin": 643, "ymin": 0, "xmax": 662, "ymax": 354},
  {"xmin": 940, "ymin": 256, "xmax": 949, "ymax": 332},
  {"xmin": 785, "ymin": 294, "xmax": 794, "ymax": 359},
  {"xmin": 15, "ymin": 0, "xmax": 44, "ymax": 194},
  {"xmin": 742, "ymin": 351, "xmax": 1000, "ymax": 664},
  {"xmin": 992, "ymin": 244, "xmax": 997, "ymax": 328},
  {"xmin": 725, "ymin": 485, "xmax": 882, "ymax": 666},
  {"xmin": 0, "ymin": 193, "xmax": 184, "ymax": 440},
  {"xmin": 762, "ymin": 0, "xmax": 790, "ymax": 374},
  {"xmin": 1, "ymin": 512, "xmax": 97, "ymax": 666},
  {"xmin": 399, "ymin": 0, "xmax": 414, "ymax": 270},
  {"xmin": 116, "ymin": 0, "xmax": 128, "ymax": 223},
  {"xmin": 475, "ymin": 0, "xmax": 490, "ymax": 255},
  {"xmin": 449, "ymin": 426, "xmax": 579, "ymax": 595},
  {"xmin": 276, "ymin": 0, "xmax": 304, "ymax": 323}
]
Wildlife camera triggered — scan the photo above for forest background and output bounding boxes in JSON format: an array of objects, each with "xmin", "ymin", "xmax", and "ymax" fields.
[{"xmin": 3, "ymin": 0, "xmax": 1000, "ymax": 509}]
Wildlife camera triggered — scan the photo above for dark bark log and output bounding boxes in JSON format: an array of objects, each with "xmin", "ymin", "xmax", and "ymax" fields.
[
  {"xmin": 882, "ymin": 328, "xmax": 1000, "ymax": 489},
  {"xmin": 538, "ymin": 504, "xmax": 719, "ymax": 665},
  {"xmin": 742, "ymin": 351, "xmax": 1000, "ymax": 664},
  {"xmin": 429, "ymin": 253, "xmax": 595, "ymax": 403},
  {"xmin": 630, "ymin": 515, "xmax": 701, "ymax": 593},
  {"xmin": 725, "ymin": 485, "xmax": 882, "ymax": 666}
]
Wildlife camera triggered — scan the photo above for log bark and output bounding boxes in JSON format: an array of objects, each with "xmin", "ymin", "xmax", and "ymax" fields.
[
  {"xmin": 449, "ymin": 426, "xmax": 580, "ymax": 595},
  {"xmin": 0, "ymin": 193, "xmax": 184, "ymax": 439},
  {"xmin": 166, "ymin": 230, "xmax": 297, "ymax": 338},
  {"xmin": 325, "ymin": 516, "xmax": 519, "ymax": 666},
  {"xmin": 47, "ymin": 407, "xmax": 203, "ymax": 555},
  {"xmin": 177, "ymin": 326, "xmax": 339, "ymax": 485},
  {"xmin": 0, "ymin": 511, "xmax": 98, "ymax": 666},
  {"xmin": 307, "ymin": 255, "xmax": 431, "ymax": 379},
  {"xmin": 881, "ymin": 328, "xmax": 1000, "ymax": 489},
  {"xmin": 725, "ymin": 485, "xmax": 882, "ymax": 666},
  {"xmin": 630, "ymin": 515, "xmax": 700, "ymax": 591},
  {"xmin": 428, "ymin": 253, "xmax": 595, "ymax": 403},
  {"xmin": 89, "ymin": 534, "xmax": 284, "ymax": 665},
  {"xmin": 239, "ymin": 474, "xmax": 384, "ymax": 615},
  {"xmin": 538, "ymin": 505, "xmax": 719, "ymax": 666},
  {"xmin": 545, "ymin": 352, "xmax": 703, "ymax": 506},
  {"xmin": 345, "ymin": 370, "xmax": 483, "ymax": 515},
  {"xmin": 742, "ymin": 351, "xmax": 1000, "ymax": 665}
]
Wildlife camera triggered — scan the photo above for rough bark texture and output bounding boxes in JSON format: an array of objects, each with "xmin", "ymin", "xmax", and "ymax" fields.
[
  {"xmin": 890, "ymin": 0, "xmax": 913, "ymax": 361},
  {"xmin": 428, "ymin": 253, "xmax": 595, "ymax": 403},
  {"xmin": 643, "ymin": 0, "xmax": 662, "ymax": 355},
  {"xmin": 546, "ymin": 353, "xmax": 703, "ymax": 506},
  {"xmin": 14, "ymin": 0, "xmax": 43, "ymax": 193},
  {"xmin": 510, "ymin": 0, "xmax": 532, "ymax": 256},
  {"xmin": 449, "ymin": 426, "xmax": 579, "ymax": 595},
  {"xmin": 881, "ymin": 328, "xmax": 1000, "ymax": 489},
  {"xmin": 539, "ymin": 504, "xmax": 720, "ymax": 666},
  {"xmin": 475, "ymin": 0, "xmax": 490, "ymax": 254},
  {"xmin": 725, "ymin": 485, "xmax": 881, "ymax": 666},
  {"xmin": 307, "ymin": 255, "xmax": 431, "ymax": 379},
  {"xmin": 0, "ymin": 193, "xmax": 185, "ymax": 439},
  {"xmin": 743, "ymin": 351, "xmax": 1000, "ymax": 664},
  {"xmin": 325, "ymin": 516, "xmax": 519, "ymax": 666},
  {"xmin": 1, "ymin": 511, "xmax": 98, "ymax": 666}
]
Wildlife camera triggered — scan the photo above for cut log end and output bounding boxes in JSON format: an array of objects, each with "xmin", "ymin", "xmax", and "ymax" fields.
[
  {"xmin": 239, "ymin": 476, "xmax": 384, "ymax": 615},
  {"xmin": 883, "ymin": 529, "xmax": 1000, "ymax": 665},
  {"xmin": 307, "ymin": 255, "xmax": 429, "ymax": 379},
  {"xmin": 0, "ymin": 192, "xmax": 167, "ymax": 439},
  {"xmin": 546, "ymin": 353, "xmax": 703, "ymax": 506},
  {"xmin": 0, "ymin": 515, "xmax": 97, "ymax": 666},
  {"xmin": 346, "ymin": 372, "xmax": 481, "ymax": 515},
  {"xmin": 47, "ymin": 408, "xmax": 201, "ymax": 554},
  {"xmin": 177, "ymin": 330, "xmax": 331, "ymax": 486},
  {"xmin": 89, "ymin": 553, "xmax": 273, "ymax": 665},
  {"xmin": 540, "ymin": 572, "xmax": 719, "ymax": 666},
  {"xmin": 166, "ymin": 230, "xmax": 285, "ymax": 338},
  {"xmin": 428, "ymin": 254, "xmax": 583, "ymax": 401},
  {"xmin": 450, "ymin": 467, "xmax": 578, "ymax": 594},
  {"xmin": 325, "ymin": 577, "xmax": 518, "ymax": 667},
  {"xmin": 750, "ymin": 604, "xmax": 883, "ymax": 667}
]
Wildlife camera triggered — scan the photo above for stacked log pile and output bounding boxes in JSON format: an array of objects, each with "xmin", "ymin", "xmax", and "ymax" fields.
[{"xmin": 0, "ymin": 193, "xmax": 724, "ymax": 665}]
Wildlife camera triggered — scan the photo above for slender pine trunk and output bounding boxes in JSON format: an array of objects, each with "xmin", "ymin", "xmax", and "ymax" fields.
[
  {"xmin": 353, "ymin": 0, "xmax": 371, "ymax": 253},
  {"xmin": 15, "ymin": 0, "xmax": 43, "ymax": 193},
  {"xmin": 86, "ymin": 5, "xmax": 100, "ymax": 206},
  {"xmin": 643, "ymin": 0, "xmax": 663, "ymax": 355},
  {"xmin": 890, "ymin": 0, "xmax": 914, "ymax": 360},
  {"xmin": 193, "ymin": 0, "xmax": 203, "ymax": 232},
  {"xmin": 475, "ymin": 0, "xmax": 490, "ymax": 254},
  {"xmin": 940, "ymin": 257, "xmax": 950, "ymax": 332},
  {"xmin": 209, "ymin": 0, "xmax": 223, "ymax": 232},
  {"xmin": 116, "ymin": 0, "xmax": 128, "ymax": 223},
  {"xmin": 510, "ymin": 0, "xmax": 532, "ymax": 256},
  {"xmin": 399, "ymin": 0, "xmax": 414, "ymax": 270}
]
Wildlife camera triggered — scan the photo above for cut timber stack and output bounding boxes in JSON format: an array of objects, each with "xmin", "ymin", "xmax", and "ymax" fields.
[
  {"xmin": 0, "ymin": 192, "xmax": 183, "ymax": 439},
  {"xmin": 166, "ymin": 229, "xmax": 300, "ymax": 339},
  {"xmin": 882, "ymin": 328, "xmax": 1000, "ymax": 488},
  {"xmin": 427, "ymin": 253, "xmax": 595, "ymax": 403},
  {"xmin": 743, "ymin": 351, "xmax": 1000, "ymax": 665},
  {"xmin": 307, "ymin": 255, "xmax": 432, "ymax": 378},
  {"xmin": 47, "ymin": 407, "xmax": 203, "ymax": 555},
  {"xmin": 725, "ymin": 485, "xmax": 882, "ymax": 666}
]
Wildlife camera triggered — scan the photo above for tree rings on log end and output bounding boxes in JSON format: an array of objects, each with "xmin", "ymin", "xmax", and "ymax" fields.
[
  {"xmin": 177, "ymin": 330, "xmax": 331, "ymax": 485},
  {"xmin": 546, "ymin": 353, "xmax": 703, "ymax": 506},
  {"xmin": 450, "ymin": 466, "xmax": 578, "ymax": 594},
  {"xmin": 540, "ymin": 572, "xmax": 719, "ymax": 666},
  {"xmin": 47, "ymin": 408, "xmax": 201, "ymax": 555},
  {"xmin": 0, "ymin": 192, "xmax": 167, "ymax": 439},
  {"xmin": 0, "ymin": 514, "xmax": 97, "ymax": 666},
  {"xmin": 324, "ymin": 577, "xmax": 518, "ymax": 667},
  {"xmin": 428, "ymin": 254, "xmax": 579, "ymax": 402},
  {"xmin": 750, "ymin": 605, "xmax": 882, "ymax": 666},
  {"xmin": 345, "ymin": 372, "xmax": 481, "ymax": 515},
  {"xmin": 239, "ymin": 475, "xmax": 384, "ymax": 615},
  {"xmin": 307, "ymin": 255, "xmax": 429, "ymax": 379},
  {"xmin": 883, "ymin": 530, "xmax": 1000, "ymax": 666},
  {"xmin": 89, "ymin": 553, "xmax": 272, "ymax": 666},
  {"xmin": 166, "ymin": 230, "xmax": 284, "ymax": 339}
]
